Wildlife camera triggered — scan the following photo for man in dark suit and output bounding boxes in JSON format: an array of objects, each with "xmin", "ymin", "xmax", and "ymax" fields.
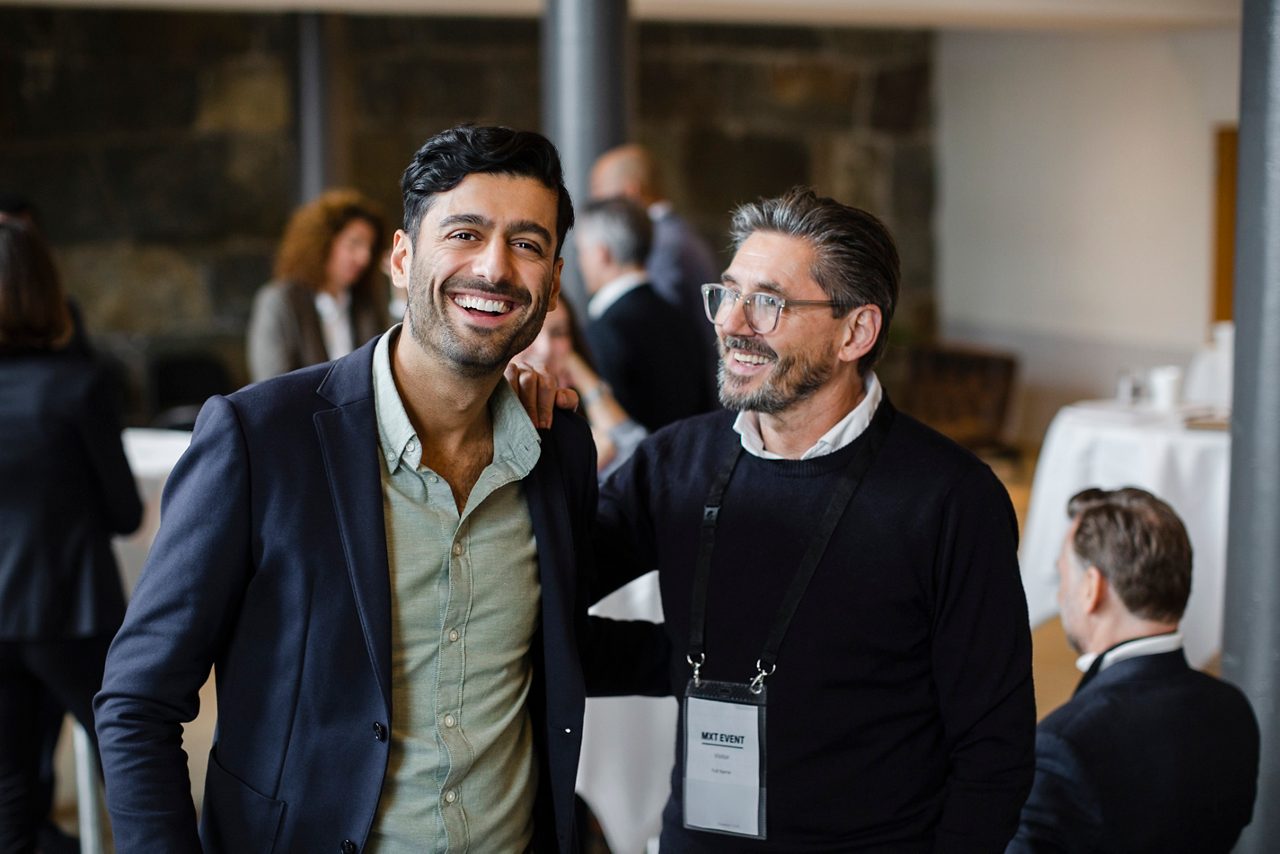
[
  {"xmin": 1008, "ymin": 487, "xmax": 1260, "ymax": 853},
  {"xmin": 590, "ymin": 145, "xmax": 721, "ymax": 384},
  {"xmin": 94, "ymin": 126, "xmax": 656, "ymax": 853},
  {"xmin": 577, "ymin": 196, "xmax": 714, "ymax": 432}
]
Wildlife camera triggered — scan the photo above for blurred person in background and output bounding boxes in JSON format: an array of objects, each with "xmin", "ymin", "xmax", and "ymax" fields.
[
  {"xmin": 0, "ymin": 219, "xmax": 142, "ymax": 850},
  {"xmin": 1008, "ymin": 487, "xmax": 1259, "ymax": 852},
  {"xmin": 576, "ymin": 196, "xmax": 716, "ymax": 432},
  {"xmin": 516, "ymin": 298, "xmax": 647, "ymax": 480},
  {"xmin": 590, "ymin": 144, "xmax": 721, "ymax": 385},
  {"xmin": 247, "ymin": 189, "xmax": 390, "ymax": 382}
]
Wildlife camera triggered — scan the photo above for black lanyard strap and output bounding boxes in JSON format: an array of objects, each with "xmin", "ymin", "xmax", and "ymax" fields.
[{"xmin": 687, "ymin": 401, "xmax": 893, "ymax": 691}]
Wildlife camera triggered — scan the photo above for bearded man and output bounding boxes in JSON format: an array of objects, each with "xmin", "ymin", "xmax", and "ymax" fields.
[
  {"xmin": 94, "ymin": 125, "xmax": 645, "ymax": 853},
  {"xmin": 593, "ymin": 187, "xmax": 1035, "ymax": 852}
]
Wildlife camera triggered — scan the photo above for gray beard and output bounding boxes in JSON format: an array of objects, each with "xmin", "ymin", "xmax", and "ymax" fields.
[{"xmin": 716, "ymin": 335, "xmax": 833, "ymax": 414}]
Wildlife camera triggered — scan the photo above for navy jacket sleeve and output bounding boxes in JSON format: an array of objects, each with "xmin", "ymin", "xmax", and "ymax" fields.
[
  {"xmin": 929, "ymin": 464, "xmax": 1036, "ymax": 852},
  {"xmin": 95, "ymin": 395, "xmax": 255, "ymax": 853},
  {"xmin": 1005, "ymin": 731, "xmax": 1103, "ymax": 853}
]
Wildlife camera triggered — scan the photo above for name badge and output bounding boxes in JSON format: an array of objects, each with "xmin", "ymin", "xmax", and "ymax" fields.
[{"xmin": 683, "ymin": 678, "xmax": 767, "ymax": 839}]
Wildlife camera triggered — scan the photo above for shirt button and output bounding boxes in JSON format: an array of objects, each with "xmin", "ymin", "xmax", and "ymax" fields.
[
  {"xmin": 448, "ymin": 629, "xmax": 460, "ymax": 642},
  {"xmin": 428, "ymin": 474, "xmax": 438, "ymax": 483},
  {"xmin": 372, "ymin": 722, "xmax": 387, "ymax": 742},
  {"xmin": 444, "ymin": 714, "xmax": 456, "ymax": 728},
  {"xmin": 452, "ymin": 543, "xmax": 463, "ymax": 557},
  {"xmin": 341, "ymin": 841, "xmax": 357, "ymax": 854},
  {"xmin": 444, "ymin": 789, "xmax": 458, "ymax": 804}
]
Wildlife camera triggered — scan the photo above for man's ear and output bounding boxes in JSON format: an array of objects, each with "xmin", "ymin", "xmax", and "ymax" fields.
[
  {"xmin": 1082, "ymin": 565, "xmax": 1107, "ymax": 615},
  {"xmin": 836, "ymin": 305, "xmax": 882, "ymax": 365},
  {"xmin": 389, "ymin": 229, "xmax": 413, "ymax": 291},
  {"xmin": 548, "ymin": 257, "xmax": 563, "ymax": 312}
]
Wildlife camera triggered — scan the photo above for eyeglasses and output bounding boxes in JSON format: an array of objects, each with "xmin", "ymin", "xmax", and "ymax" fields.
[{"xmin": 700, "ymin": 283, "xmax": 847, "ymax": 335}]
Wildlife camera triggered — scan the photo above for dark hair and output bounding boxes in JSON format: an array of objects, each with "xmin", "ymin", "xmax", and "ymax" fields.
[
  {"xmin": 274, "ymin": 188, "xmax": 388, "ymax": 305},
  {"xmin": 401, "ymin": 125, "xmax": 574, "ymax": 259},
  {"xmin": 1067, "ymin": 487, "xmax": 1192, "ymax": 623},
  {"xmin": 0, "ymin": 219, "xmax": 71, "ymax": 353},
  {"xmin": 578, "ymin": 196, "xmax": 653, "ymax": 267},
  {"xmin": 729, "ymin": 186, "xmax": 899, "ymax": 375}
]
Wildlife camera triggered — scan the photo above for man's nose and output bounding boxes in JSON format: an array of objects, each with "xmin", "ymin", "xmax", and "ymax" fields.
[
  {"xmin": 720, "ymin": 294, "xmax": 756, "ymax": 337},
  {"xmin": 472, "ymin": 238, "xmax": 514, "ymax": 284}
]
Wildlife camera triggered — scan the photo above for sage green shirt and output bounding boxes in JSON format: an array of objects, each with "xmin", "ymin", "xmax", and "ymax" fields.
[{"xmin": 366, "ymin": 326, "xmax": 542, "ymax": 853}]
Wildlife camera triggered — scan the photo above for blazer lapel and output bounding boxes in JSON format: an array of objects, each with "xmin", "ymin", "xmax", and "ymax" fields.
[{"xmin": 313, "ymin": 341, "xmax": 393, "ymax": 713}]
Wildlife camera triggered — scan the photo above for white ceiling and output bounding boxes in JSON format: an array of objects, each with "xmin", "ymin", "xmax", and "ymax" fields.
[{"xmin": 0, "ymin": 0, "xmax": 1241, "ymax": 30}]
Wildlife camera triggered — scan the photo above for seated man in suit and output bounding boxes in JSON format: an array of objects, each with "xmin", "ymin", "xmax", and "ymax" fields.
[
  {"xmin": 94, "ymin": 125, "xmax": 664, "ymax": 854},
  {"xmin": 1009, "ymin": 487, "xmax": 1260, "ymax": 853},
  {"xmin": 577, "ymin": 196, "xmax": 715, "ymax": 432}
]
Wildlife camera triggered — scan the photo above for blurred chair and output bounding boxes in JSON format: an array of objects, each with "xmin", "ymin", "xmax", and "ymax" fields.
[
  {"xmin": 896, "ymin": 342, "xmax": 1020, "ymax": 460},
  {"xmin": 147, "ymin": 350, "xmax": 233, "ymax": 431}
]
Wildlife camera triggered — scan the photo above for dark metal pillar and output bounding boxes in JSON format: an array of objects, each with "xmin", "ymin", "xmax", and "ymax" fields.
[
  {"xmin": 541, "ymin": 0, "xmax": 630, "ymax": 308},
  {"xmin": 297, "ymin": 13, "xmax": 330, "ymax": 204},
  {"xmin": 1222, "ymin": 1, "xmax": 1280, "ymax": 850}
]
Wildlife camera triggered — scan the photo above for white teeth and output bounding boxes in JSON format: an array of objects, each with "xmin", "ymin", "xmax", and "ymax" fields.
[
  {"xmin": 732, "ymin": 351, "xmax": 770, "ymax": 365},
  {"xmin": 453, "ymin": 295, "xmax": 510, "ymax": 314}
]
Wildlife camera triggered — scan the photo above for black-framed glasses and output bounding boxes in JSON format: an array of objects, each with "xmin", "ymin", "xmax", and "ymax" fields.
[{"xmin": 700, "ymin": 283, "xmax": 846, "ymax": 335}]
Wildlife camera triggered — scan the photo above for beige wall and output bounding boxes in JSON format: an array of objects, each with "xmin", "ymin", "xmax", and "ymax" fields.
[{"xmin": 936, "ymin": 26, "xmax": 1240, "ymax": 443}]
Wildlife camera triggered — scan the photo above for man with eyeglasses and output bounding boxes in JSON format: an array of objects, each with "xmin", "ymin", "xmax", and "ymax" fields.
[{"xmin": 592, "ymin": 187, "xmax": 1035, "ymax": 852}]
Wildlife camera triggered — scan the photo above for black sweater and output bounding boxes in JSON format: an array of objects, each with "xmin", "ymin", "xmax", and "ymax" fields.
[{"xmin": 595, "ymin": 401, "xmax": 1034, "ymax": 852}]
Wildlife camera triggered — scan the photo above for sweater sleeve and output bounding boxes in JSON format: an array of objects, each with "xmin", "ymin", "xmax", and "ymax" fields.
[
  {"xmin": 929, "ymin": 463, "xmax": 1036, "ymax": 852},
  {"xmin": 591, "ymin": 437, "xmax": 663, "ymax": 604}
]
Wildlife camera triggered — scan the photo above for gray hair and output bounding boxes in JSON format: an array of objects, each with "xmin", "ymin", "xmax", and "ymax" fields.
[
  {"xmin": 578, "ymin": 196, "xmax": 653, "ymax": 268},
  {"xmin": 729, "ymin": 186, "xmax": 899, "ymax": 375}
]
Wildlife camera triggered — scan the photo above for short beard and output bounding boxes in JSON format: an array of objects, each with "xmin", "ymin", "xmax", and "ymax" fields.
[
  {"xmin": 406, "ymin": 271, "xmax": 546, "ymax": 378},
  {"xmin": 717, "ymin": 335, "xmax": 833, "ymax": 414}
]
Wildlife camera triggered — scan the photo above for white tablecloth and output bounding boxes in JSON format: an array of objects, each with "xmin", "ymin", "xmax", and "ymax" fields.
[
  {"xmin": 1019, "ymin": 401, "xmax": 1229, "ymax": 667},
  {"xmin": 577, "ymin": 572, "xmax": 676, "ymax": 854},
  {"xmin": 115, "ymin": 428, "xmax": 192, "ymax": 593}
]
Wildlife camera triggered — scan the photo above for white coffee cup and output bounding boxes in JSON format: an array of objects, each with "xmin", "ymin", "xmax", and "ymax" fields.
[{"xmin": 1148, "ymin": 365, "xmax": 1183, "ymax": 412}]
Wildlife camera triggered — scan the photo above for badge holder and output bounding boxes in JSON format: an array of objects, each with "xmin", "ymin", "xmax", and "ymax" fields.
[
  {"xmin": 682, "ymin": 656, "xmax": 770, "ymax": 839},
  {"xmin": 680, "ymin": 412, "xmax": 887, "ymax": 843}
]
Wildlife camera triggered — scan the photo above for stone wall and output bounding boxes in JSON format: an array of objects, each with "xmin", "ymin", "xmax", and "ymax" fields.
[{"xmin": 0, "ymin": 8, "xmax": 933, "ymax": 422}]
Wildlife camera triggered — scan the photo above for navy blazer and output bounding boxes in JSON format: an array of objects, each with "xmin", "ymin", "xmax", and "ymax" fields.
[
  {"xmin": 95, "ymin": 337, "xmax": 600, "ymax": 853},
  {"xmin": 585, "ymin": 282, "xmax": 714, "ymax": 432},
  {"xmin": 0, "ymin": 350, "xmax": 141, "ymax": 639},
  {"xmin": 1008, "ymin": 649, "xmax": 1259, "ymax": 853}
]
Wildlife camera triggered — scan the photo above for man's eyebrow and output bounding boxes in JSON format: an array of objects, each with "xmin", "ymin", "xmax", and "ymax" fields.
[
  {"xmin": 438, "ymin": 213, "xmax": 492, "ymax": 230},
  {"xmin": 721, "ymin": 272, "xmax": 785, "ymax": 296},
  {"xmin": 506, "ymin": 219, "xmax": 554, "ymax": 246},
  {"xmin": 437, "ymin": 213, "xmax": 553, "ymax": 248}
]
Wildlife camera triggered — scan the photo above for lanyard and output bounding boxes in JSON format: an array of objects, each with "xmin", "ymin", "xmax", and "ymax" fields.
[{"xmin": 687, "ymin": 402, "xmax": 892, "ymax": 693}]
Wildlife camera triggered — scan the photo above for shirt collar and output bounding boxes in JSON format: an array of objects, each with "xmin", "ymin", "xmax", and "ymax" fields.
[
  {"xmin": 647, "ymin": 200, "xmax": 673, "ymax": 221},
  {"xmin": 1074, "ymin": 631, "xmax": 1184, "ymax": 675},
  {"xmin": 588, "ymin": 270, "xmax": 650, "ymax": 320},
  {"xmin": 371, "ymin": 324, "xmax": 541, "ymax": 477},
  {"xmin": 733, "ymin": 372, "xmax": 882, "ymax": 461}
]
